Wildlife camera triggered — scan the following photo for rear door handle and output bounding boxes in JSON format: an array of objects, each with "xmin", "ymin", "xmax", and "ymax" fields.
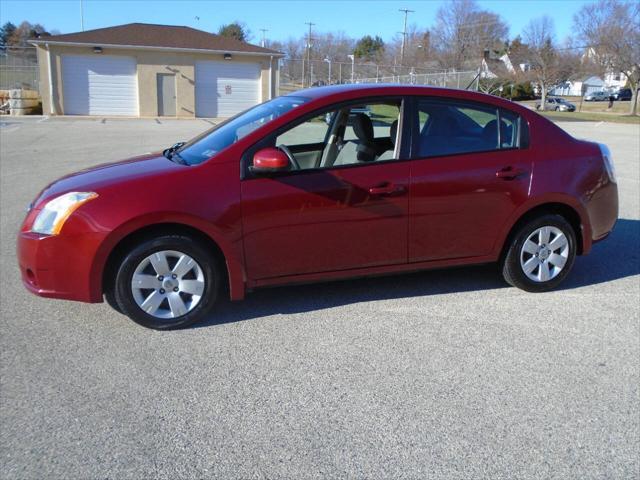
[
  {"xmin": 496, "ymin": 166, "xmax": 527, "ymax": 180},
  {"xmin": 368, "ymin": 182, "xmax": 407, "ymax": 196}
]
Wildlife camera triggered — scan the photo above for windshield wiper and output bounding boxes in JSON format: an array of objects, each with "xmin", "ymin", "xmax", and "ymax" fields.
[{"xmin": 163, "ymin": 142, "xmax": 186, "ymax": 164}]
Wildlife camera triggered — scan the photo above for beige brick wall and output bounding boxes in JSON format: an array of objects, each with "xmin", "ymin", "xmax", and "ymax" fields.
[{"xmin": 36, "ymin": 44, "xmax": 279, "ymax": 117}]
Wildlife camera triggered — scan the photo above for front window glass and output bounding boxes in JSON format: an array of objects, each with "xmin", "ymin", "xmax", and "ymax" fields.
[
  {"xmin": 178, "ymin": 96, "xmax": 310, "ymax": 165},
  {"xmin": 276, "ymin": 113, "xmax": 329, "ymax": 147},
  {"xmin": 264, "ymin": 100, "xmax": 402, "ymax": 171}
]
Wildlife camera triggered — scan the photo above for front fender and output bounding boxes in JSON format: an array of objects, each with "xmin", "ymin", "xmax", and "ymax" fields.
[{"xmin": 88, "ymin": 211, "xmax": 246, "ymax": 303}]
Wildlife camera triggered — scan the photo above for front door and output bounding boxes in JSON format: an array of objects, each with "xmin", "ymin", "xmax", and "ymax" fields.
[
  {"xmin": 241, "ymin": 99, "xmax": 410, "ymax": 280},
  {"xmin": 157, "ymin": 73, "xmax": 176, "ymax": 117},
  {"xmin": 408, "ymin": 97, "xmax": 532, "ymax": 262}
]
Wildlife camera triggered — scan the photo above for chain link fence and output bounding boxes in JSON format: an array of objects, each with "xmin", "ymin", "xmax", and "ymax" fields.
[
  {"xmin": 278, "ymin": 58, "xmax": 478, "ymax": 94},
  {"xmin": 0, "ymin": 47, "xmax": 40, "ymax": 92}
]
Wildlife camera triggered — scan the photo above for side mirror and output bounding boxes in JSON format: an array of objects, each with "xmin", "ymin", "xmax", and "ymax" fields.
[{"xmin": 250, "ymin": 147, "xmax": 290, "ymax": 174}]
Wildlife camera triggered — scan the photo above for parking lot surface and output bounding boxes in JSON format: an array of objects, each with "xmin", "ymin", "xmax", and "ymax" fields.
[{"xmin": 1, "ymin": 116, "xmax": 638, "ymax": 479}]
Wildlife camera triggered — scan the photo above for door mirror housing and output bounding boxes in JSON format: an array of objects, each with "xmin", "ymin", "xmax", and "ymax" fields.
[{"xmin": 250, "ymin": 147, "xmax": 290, "ymax": 174}]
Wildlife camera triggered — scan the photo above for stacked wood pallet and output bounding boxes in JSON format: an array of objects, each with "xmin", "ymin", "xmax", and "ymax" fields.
[{"xmin": 6, "ymin": 89, "xmax": 41, "ymax": 115}]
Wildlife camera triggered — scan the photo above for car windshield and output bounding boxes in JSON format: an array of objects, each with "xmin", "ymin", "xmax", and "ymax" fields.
[{"xmin": 177, "ymin": 96, "xmax": 310, "ymax": 165}]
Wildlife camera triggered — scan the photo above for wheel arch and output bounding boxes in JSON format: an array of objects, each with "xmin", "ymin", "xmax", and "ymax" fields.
[
  {"xmin": 91, "ymin": 216, "xmax": 246, "ymax": 303},
  {"xmin": 497, "ymin": 200, "xmax": 589, "ymax": 262}
]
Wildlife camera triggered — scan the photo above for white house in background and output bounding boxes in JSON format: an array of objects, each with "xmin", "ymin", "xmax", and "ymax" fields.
[
  {"xmin": 479, "ymin": 52, "xmax": 516, "ymax": 78},
  {"xmin": 603, "ymin": 71, "xmax": 628, "ymax": 90},
  {"xmin": 550, "ymin": 75, "xmax": 605, "ymax": 96},
  {"xmin": 582, "ymin": 47, "xmax": 628, "ymax": 91}
]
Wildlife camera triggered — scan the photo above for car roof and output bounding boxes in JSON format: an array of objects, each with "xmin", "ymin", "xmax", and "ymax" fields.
[
  {"xmin": 287, "ymin": 83, "xmax": 484, "ymax": 100},
  {"xmin": 285, "ymin": 83, "xmax": 530, "ymax": 114}
]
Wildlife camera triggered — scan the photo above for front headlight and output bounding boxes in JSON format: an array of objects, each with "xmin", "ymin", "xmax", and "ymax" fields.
[{"xmin": 31, "ymin": 192, "xmax": 98, "ymax": 235}]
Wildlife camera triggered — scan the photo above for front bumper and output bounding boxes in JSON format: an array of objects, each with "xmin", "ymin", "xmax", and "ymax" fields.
[{"xmin": 17, "ymin": 230, "xmax": 105, "ymax": 303}]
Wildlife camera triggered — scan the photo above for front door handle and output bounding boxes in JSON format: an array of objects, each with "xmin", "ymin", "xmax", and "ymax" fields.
[
  {"xmin": 496, "ymin": 166, "xmax": 527, "ymax": 180},
  {"xmin": 368, "ymin": 182, "xmax": 407, "ymax": 196}
]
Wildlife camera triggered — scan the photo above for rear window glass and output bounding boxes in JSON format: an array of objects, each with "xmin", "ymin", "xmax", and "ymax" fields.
[{"xmin": 414, "ymin": 99, "xmax": 521, "ymax": 157}]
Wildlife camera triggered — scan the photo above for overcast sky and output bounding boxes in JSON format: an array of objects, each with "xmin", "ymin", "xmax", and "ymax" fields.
[{"xmin": 2, "ymin": 0, "xmax": 591, "ymax": 44}]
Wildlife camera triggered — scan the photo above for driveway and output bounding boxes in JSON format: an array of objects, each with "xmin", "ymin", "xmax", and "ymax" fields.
[{"xmin": 1, "ymin": 117, "xmax": 638, "ymax": 479}]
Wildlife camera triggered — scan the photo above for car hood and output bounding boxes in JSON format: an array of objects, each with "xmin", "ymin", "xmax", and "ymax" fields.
[{"xmin": 34, "ymin": 153, "xmax": 184, "ymax": 206}]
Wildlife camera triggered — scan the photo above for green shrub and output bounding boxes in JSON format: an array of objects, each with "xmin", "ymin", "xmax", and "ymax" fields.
[{"xmin": 496, "ymin": 82, "xmax": 535, "ymax": 101}]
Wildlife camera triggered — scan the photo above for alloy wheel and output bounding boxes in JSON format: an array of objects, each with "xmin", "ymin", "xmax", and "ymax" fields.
[
  {"xmin": 520, "ymin": 226, "xmax": 569, "ymax": 283},
  {"xmin": 131, "ymin": 250, "xmax": 205, "ymax": 319}
]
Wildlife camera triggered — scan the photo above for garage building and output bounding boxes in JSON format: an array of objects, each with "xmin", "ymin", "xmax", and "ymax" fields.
[{"xmin": 31, "ymin": 23, "xmax": 283, "ymax": 118}]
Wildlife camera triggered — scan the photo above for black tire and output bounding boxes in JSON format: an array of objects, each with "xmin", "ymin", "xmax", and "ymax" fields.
[
  {"xmin": 502, "ymin": 214, "xmax": 576, "ymax": 292},
  {"xmin": 113, "ymin": 234, "xmax": 219, "ymax": 330},
  {"xmin": 104, "ymin": 288, "xmax": 123, "ymax": 314}
]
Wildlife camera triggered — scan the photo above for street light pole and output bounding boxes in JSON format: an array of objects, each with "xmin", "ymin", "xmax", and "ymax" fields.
[
  {"xmin": 348, "ymin": 54, "xmax": 355, "ymax": 83},
  {"xmin": 80, "ymin": 0, "xmax": 84, "ymax": 31},
  {"xmin": 324, "ymin": 57, "xmax": 332, "ymax": 84}
]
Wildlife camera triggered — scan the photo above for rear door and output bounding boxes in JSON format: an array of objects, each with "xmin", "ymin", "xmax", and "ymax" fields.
[{"xmin": 408, "ymin": 97, "xmax": 531, "ymax": 262}]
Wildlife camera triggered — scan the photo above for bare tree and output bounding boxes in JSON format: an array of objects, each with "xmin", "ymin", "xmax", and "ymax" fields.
[
  {"xmin": 384, "ymin": 25, "xmax": 436, "ymax": 73},
  {"xmin": 432, "ymin": 0, "xmax": 508, "ymax": 69},
  {"xmin": 573, "ymin": 0, "xmax": 640, "ymax": 115},
  {"xmin": 523, "ymin": 16, "xmax": 565, "ymax": 110}
]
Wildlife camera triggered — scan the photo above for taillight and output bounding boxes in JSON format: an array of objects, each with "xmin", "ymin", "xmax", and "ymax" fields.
[{"xmin": 598, "ymin": 143, "xmax": 616, "ymax": 183}]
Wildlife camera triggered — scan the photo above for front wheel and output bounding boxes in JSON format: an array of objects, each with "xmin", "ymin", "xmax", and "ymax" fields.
[
  {"xmin": 112, "ymin": 235, "xmax": 219, "ymax": 329},
  {"xmin": 502, "ymin": 214, "xmax": 576, "ymax": 292}
]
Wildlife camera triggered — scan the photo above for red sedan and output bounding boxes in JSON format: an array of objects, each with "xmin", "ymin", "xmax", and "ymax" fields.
[{"xmin": 17, "ymin": 85, "xmax": 618, "ymax": 329}]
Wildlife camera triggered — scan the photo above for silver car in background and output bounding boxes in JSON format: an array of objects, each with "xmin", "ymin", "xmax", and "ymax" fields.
[
  {"xmin": 584, "ymin": 91, "xmax": 609, "ymax": 101},
  {"xmin": 536, "ymin": 97, "xmax": 577, "ymax": 112}
]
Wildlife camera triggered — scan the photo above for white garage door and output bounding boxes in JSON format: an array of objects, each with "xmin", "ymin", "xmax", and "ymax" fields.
[
  {"xmin": 195, "ymin": 61, "xmax": 261, "ymax": 118},
  {"xmin": 62, "ymin": 55, "xmax": 139, "ymax": 116}
]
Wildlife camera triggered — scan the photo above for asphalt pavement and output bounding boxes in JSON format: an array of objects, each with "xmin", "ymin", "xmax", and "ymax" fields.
[{"xmin": 1, "ymin": 116, "xmax": 638, "ymax": 479}]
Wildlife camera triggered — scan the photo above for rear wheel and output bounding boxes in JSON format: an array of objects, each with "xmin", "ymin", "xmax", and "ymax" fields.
[
  {"xmin": 502, "ymin": 214, "xmax": 576, "ymax": 292},
  {"xmin": 112, "ymin": 235, "xmax": 219, "ymax": 329}
]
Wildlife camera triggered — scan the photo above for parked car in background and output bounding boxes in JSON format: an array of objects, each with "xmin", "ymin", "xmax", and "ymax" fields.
[
  {"xmin": 536, "ymin": 97, "xmax": 576, "ymax": 111},
  {"xmin": 611, "ymin": 88, "xmax": 632, "ymax": 101},
  {"xmin": 584, "ymin": 91, "xmax": 608, "ymax": 101},
  {"xmin": 17, "ymin": 85, "xmax": 618, "ymax": 330}
]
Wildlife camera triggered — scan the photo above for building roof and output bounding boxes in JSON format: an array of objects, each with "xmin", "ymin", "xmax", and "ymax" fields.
[{"xmin": 31, "ymin": 22, "xmax": 283, "ymax": 56}]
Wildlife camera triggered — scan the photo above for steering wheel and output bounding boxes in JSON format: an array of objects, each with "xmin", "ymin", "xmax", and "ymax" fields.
[{"xmin": 277, "ymin": 144, "xmax": 300, "ymax": 170}]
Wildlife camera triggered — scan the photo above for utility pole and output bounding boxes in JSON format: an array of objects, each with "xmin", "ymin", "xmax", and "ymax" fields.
[
  {"xmin": 80, "ymin": 0, "xmax": 85, "ymax": 31},
  {"xmin": 399, "ymin": 8, "xmax": 414, "ymax": 65},
  {"xmin": 259, "ymin": 29, "xmax": 268, "ymax": 48},
  {"xmin": 304, "ymin": 22, "xmax": 315, "ymax": 87}
]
